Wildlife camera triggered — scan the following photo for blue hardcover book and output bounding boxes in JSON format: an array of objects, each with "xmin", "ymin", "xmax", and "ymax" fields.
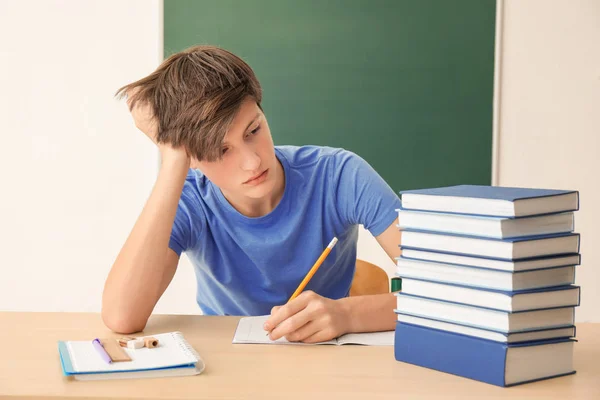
[
  {"xmin": 399, "ymin": 278, "xmax": 581, "ymax": 312},
  {"xmin": 395, "ymin": 292, "xmax": 576, "ymax": 333},
  {"xmin": 399, "ymin": 185, "xmax": 579, "ymax": 218},
  {"xmin": 395, "ymin": 313, "xmax": 576, "ymax": 343},
  {"xmin": 396, "ymin": 206, "xmax": 574, "ymax": 239},
  {"xmin": 400, "ymin": 229, "xmax": 580, "ymax": 260},
  {"xmin": 394, "ymin": 322, "xmax": 576, "ymax": 387},
  {"xmin": 398, "ymin": 248, "xmax": 581, "ymax": 272},
  {"xmin": 396, "ymin": 256, "xmax": 577, "ymax": 291}
]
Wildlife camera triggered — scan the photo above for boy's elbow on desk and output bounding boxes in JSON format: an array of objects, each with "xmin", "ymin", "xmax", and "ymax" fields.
[{"xmin": 101, "ymin": 306, "xmax": 147, "ymax": 334}]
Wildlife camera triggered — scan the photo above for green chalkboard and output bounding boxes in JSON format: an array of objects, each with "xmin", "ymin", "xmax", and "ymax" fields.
[{"xmin": 165, "ymin": 0, "xmax": 495, "ymax": 192}]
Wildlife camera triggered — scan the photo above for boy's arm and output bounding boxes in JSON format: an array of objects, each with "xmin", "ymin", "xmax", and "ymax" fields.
[
  {"xmin": 265, "ymin": 221, "xmax": 400, "ymax": 342},
  {"xmin": 338, "ymin": 221, "xmax": 401, "ymax": 333},
  {"xmin": 102, "ymin": 96, "xmax": 191, "ymax": 334},
  {"xmin": 102, "ymin": 152, "xmax": 189, "ymax": 334}
]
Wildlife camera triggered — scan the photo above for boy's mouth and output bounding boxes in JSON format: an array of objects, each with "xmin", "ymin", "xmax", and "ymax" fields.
[{"xmin": 243, "ymin": 169, "xmax": 268, "ymax": 185}]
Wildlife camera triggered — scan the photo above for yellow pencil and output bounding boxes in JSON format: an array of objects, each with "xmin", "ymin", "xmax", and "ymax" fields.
[
  {"xmin": 266, "ymin": 237, "xmax": 338, "ymax": 336},
  {"xmin": 288, "ymin": 237, "xmax": 338, "ymax": 302}
]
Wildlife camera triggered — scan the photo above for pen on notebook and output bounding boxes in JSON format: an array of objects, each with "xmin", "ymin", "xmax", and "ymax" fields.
[
  {"xmin": 266, "ymin": 236, "xmax": 338, "ymax": 336},
  {"xmin": 92, "ymin": 338, "xmax": 112, "ymax": 364}
]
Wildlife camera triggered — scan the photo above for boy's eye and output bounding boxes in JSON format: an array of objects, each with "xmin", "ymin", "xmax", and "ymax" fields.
[
  {"xmin": 250, "ymin": 125, "xmax": 261, "ymax": 134},
  {"xmin": 221, "ymin": 147, "xmax": 229, "ymax": 155}
]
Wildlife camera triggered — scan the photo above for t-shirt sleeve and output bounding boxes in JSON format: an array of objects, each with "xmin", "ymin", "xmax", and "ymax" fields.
[
  {"xmin": 333, "ymin": 150, "xmax": 402, "ymax": 237},
  {"xmin": 169, "ymin": 183, "xmax": 204, "ymax": 256}
]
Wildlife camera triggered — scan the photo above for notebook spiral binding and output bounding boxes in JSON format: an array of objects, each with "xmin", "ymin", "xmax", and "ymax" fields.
[{"xmin": 172, "ymin": 331, "xmax": 201, "ymax": 362}]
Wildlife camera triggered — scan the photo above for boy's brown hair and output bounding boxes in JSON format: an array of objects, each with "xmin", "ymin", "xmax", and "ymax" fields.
[{"xmin": 115, "ymin": 45, "xmax": 262, "ymax": 161}]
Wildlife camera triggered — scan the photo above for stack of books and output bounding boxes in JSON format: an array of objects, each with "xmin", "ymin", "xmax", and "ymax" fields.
[{"xmin": 393, "ymin": 185, "xmax": 581, "ymax": 387}]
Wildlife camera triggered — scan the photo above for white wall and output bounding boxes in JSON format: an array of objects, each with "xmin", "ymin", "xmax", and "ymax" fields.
[
  {"xmin": 0, "ymin": 0, "xmax": 196, "ymax": 315},
  {"xmin": 495, "ymin": 0, "xmax": 600, "ymax": 322}
]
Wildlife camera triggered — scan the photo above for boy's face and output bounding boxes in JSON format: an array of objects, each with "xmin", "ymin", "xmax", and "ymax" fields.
[{"xmin": 195, "ymin": 97, "xmax": 280, "ymax": 203}]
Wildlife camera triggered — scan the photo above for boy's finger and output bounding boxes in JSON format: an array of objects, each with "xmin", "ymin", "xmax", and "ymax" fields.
[
  {"xmin": 264, "ymin": 296, "xmax": 309, "ymax": 332},
  {"xmin": 284, "ymin": 320, "xmax": 319, "ymax": 343},
  {"xmin": 270, "ymin": 305, "xmax": 281, "ymax": 315},
  {"xmin": 269, "ymin": 308, "xmax": 311, "ymax": 341}
]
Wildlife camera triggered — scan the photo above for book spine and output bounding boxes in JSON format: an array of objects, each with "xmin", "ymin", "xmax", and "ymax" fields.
[
  {"xmin": 58, "ymin": 341, "xmax": 75, "ymax": 375},
  {"xmin": 394, "ymin": 322, "xmax": 508, "ymax": 387}
]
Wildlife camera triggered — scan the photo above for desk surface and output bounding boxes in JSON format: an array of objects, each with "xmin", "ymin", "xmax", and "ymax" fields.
[{"xmin": 0, "ymin": 312, "xmax": 598, "ymax": 399}]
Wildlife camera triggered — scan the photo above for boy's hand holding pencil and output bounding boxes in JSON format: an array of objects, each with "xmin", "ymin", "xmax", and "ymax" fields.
[{"xmin": 264, "ymin": 237, "xmax": 352, "ymax": 343}]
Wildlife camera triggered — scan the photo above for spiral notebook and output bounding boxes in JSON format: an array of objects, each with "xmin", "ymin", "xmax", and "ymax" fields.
[{"xmin": 58, "ymin": 331, "xmax": 205, "ymax": 380}]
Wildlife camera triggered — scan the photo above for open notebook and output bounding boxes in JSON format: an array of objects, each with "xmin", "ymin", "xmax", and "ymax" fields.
[
  {"xmin": 58, "ymin": 332, "xmax": 205, "ymax": 381},
  {"xmin": 233, "ymin": 315, "xmax": 394, "ymax": 346}
]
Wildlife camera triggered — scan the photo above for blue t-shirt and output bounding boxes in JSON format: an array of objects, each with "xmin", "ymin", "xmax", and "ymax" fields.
[{"xmin": 169, "ymin": 146, "xmax": 401, "ymax": 316}]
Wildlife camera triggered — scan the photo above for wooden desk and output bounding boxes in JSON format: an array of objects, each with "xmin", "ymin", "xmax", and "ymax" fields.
[{"xmin": 1, "ymin": 312, "xmax": 598, "ymax": 399}]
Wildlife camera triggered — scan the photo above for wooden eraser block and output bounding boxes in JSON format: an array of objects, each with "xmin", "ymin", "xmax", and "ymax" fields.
[
  {"xmin": 144, "ymin": 337, "xmax": 159, "ymax": 348},
  {"xmin": 118, "ymin": 336, "xmax": 136, "ymax": 347},
  {"xmin": 127, "ymin": 339, "xmax": 144, "ymax": 349}
]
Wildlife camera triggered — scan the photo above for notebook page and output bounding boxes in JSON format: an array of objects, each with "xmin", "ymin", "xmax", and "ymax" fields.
[
  {"xmin": 335, "ymin": 331, "xmax": 394, "ymax": 346},
  {"xmin": 232, "ymin": 316, "xmax": 288, "ymax": 344},
  {"xmin": 67, "ymin": 332, "xmax": 199, "ymax": 373},
  {"xmin": 232, "ymin": 316, "xmax": 337, "ymax": 345}
]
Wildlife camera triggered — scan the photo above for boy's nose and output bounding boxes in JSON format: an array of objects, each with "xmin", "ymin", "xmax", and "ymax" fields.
[{"xmin": 240, "ymin": 148, "xmax": 261, "ymax": 171}]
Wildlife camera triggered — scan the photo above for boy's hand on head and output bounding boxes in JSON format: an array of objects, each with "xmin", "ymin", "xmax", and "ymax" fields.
[
  {"xmin": 263, "ymin": 291, "xmax": 351, "ymax": 343},
  {"xmin": 125, "ymin": 89, "xmax": 190, "ymax": 166},
  {"xmin": 126, "ymin": 89, "xmax": 159, "ymax": 144}
]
